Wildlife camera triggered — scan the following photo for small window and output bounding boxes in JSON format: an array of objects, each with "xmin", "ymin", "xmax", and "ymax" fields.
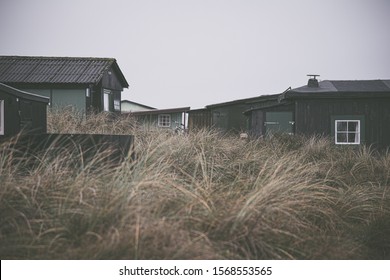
[
  {"xmin": 158, "ymin": 114, "xmax": 171, "ymax": 127},
  {"xmin": 335, "ymin": 120, "xmax": 360, "ymax": 144},
  {"xmin": 0, "ymin": 100, "xmax": 4, "ymax": 135},
  {"xmin": 114, "ymin": 99, "xmax": 120, "ymax": 111},
  {"xmin": 103, "ymin": 89, "xmax": 111, "ymax": 112}
]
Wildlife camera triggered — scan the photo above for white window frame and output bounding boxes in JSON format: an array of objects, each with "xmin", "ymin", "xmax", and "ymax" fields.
[
  {"xmin": 103, "ymin": 89, "xmax": 111, "ymax": 112},
  {"xmin": 335, "ymin": 120, "xmax": 360, "ymax": 145},
  {"xmin": 114, "ymin": 99, "xmax": 120, "ymax": 111},
  {"xmin": 158, "ymin": 114, "xmax": 171, "ymax": 127},
  {"xmin": 0, "ymin": 100, "xmax": 4, "ymax": 135}
]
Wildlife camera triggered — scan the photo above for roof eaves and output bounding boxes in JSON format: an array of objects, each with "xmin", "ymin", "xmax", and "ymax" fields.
[
  {"xmin": 110, "ymin": 60, "xmax": 129, "ymax": 88},
  {"xmin": 0, "ymin": 82, "xmax": 50, "ymax": 103},
  {"xmin": 243, "ymin": 100, "xmax": 291, "ymax": 115}
]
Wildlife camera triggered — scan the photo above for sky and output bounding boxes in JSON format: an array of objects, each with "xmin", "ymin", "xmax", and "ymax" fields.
[{"xmin": 0, "ymin": 0, "xmax": 389, "ymax": 109}]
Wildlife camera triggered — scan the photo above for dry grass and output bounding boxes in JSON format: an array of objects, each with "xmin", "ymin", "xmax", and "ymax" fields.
[{"xmin": 1, "ymin": 109, "xmax": 389, "ymax": 259}]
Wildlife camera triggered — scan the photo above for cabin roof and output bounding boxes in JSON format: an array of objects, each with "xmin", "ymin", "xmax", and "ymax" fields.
[
  {"xmin": 0, "ymin": 82, "xmax": 50, "ymax": 103},
  {"xmin": 127, "ymin": 107, "xmax": 190, "ymax": 116},
  {"xmin": 205, "ymin": 93, "xmax": 280, "ymax": 109},
  {"xmin": 287, "ymin": 79, "xmax": 390, "ymax": 95},
  {"xmin": 121, "ymin": 99, "xmax": 156, "ymax": 110},
  {"xmin": 0, "ymin": 56, "xmax": 129, "ymax": 88}
]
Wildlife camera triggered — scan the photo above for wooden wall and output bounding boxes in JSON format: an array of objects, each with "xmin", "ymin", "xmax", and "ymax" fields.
[
  {"xmin": 0, "ymin": 89, "xmax": 47, "ymax": 139},
  {"xmin": 295, "ymin": 98, "xmax": 390, "ymax": 148}
]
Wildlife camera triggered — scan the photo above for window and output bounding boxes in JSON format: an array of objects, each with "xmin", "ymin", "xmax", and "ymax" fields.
[
  {"xmin": 114, "ymin": 99, "xmax": 120, "ymax": 111},
  {"xmin": 85, "ymin": 88, "xmax": 90, "ymax": 97},
  {"xmin": 158, "ymin": 114, "xmax": 171, "ymax": 127},
  {"xmin": 103, "ymin": 89, "xmax": 111, "ymax": 112},
  {"xmin": 0, "ymin": 100, "xmax": 4, "ymax": 135},
  {"xmin": 335, "ymin": 120, "xmax": 360, "ymax": 144}
]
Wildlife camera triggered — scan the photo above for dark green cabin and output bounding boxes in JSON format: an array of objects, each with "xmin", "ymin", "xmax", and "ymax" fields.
[
  {"xmin": 0, "ymin": 56, "xmax": 129, "ymax": 114},
  {"xmin": 188, "ymin": 94, "xmax": 280, "ymax": 134},
  {"xmin": 0, "ymin": 83, "xmax": 49, "ymax": 140},
  {"xmin": 245, "ymin": 78, "xmax": 390, "ymax": 149}
]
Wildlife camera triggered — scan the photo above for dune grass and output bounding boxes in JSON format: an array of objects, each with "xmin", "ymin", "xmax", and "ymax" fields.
[{"xmin": 0, "ymin": 108, "xmax": 389, "ymax": 259}]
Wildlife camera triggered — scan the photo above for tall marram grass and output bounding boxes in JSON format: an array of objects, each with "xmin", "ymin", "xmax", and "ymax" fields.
[{"xmin": 1, "ymin": 108, "xmax": 389, "ymax": 259}]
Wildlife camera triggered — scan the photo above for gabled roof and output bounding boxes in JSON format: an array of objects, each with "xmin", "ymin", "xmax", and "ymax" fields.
[
  {"xmin": 0, "ymin": 82, "xmax": 49, "ymax": 103},
  {"xmin": 0, "ymin": 56, "xmax": 129, "ymax": 88}
]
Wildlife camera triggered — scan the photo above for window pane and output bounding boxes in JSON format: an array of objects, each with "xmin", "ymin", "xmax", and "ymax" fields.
[
  {"xmin": 335, "ymin": 119, "xmax": 360, "ymax": 144},
  {"xmin": 337, "ymin": 132, "xmax": 347, "ymax": 143},
  {"xmin": 348, "ymin": 132, "xmax": 357, "ymax": 143},
  {"xmin": 337, "ymin": 121, "xmax": 347, "ymax": 131},
  {"xmin": 348, "ymin": 121, "xmax": 358, "ymax": 132},
  {"xmin": 158, "ymin": 115, "xmax": 171, "ymax": 127},
  {"xmin": 103, "ymin": 93, "xmax": 110, "ymax": 111}
]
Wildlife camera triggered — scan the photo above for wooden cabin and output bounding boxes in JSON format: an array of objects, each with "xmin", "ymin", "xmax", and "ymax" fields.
[
  {"xmin": 0, "ymin": 83, "xmax": 49, "ymax": 139},
  {"xmin": 188, "ymin": 94, "xmax": 281, "ymax": 133},
  {"xmin": 245, "ymin": 77, "xmax": 390, "ymax": 149},
  {"xmin": 127, "ymin": 107, "xmax": 190, "ymax": 131},
  {"xmin": 0, "ymin": 56, "xmax": 129, "ymax": 114}
]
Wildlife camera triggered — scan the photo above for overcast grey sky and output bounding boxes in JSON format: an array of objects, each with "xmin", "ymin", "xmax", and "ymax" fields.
[{"xmin": 1, "ymin": 0, "xmax": 389, "ymax": 109}]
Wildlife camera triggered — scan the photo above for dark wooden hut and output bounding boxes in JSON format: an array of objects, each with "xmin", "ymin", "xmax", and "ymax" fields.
[
  {"xmin": 245, "ymin": 77, "xmax": 390, "ymax": 148},
  {"xmin": 188, "ymin": 94, "xmax": 280, "ymax": 134},
  {"xmin": 0, "ymin": 82, "xmax": 49, "ymax": 140}
]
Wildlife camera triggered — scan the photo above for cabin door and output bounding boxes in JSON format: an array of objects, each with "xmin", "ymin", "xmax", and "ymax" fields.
[
  {"xmin": 19, "ymin": 100, "xmax": 33, "ymax": 132},
  {"xmin": 265, "ymin": 112, "xmax": 294, "ymax": 135}
]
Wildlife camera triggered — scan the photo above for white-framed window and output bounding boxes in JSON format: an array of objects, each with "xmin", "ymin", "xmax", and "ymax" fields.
[
  {"xmin": 0, "ymin": 100, "xmax": 4, "ymax": 135},
  {"xmin": 114, "ymin": 99, "xmax": 120, "ymax": 111},
  {"xmin": 158, "ymin": 114, "xmax": 171, "ymax": 127},
  {"xmin": 103, "ymin": 89, "xmax": 111, "ymax": 112},
  {"xmin": 335, "ymin": 120, "xmax": 360, "ymax": 144},
  {"xmin": 85, "ymin": 87, "xmax": 90, "ymax": 97}
]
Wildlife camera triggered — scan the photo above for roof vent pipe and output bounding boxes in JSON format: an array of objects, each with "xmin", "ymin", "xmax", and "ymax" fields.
[{"xmin": 307, "ymin": 74, "xmax": 320, "ymax": 88}]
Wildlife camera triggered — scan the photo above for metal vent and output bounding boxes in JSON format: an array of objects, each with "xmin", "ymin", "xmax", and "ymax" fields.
[{"xmin": 307, "ymin": 74, "xmax": 320, "ymax": 88}]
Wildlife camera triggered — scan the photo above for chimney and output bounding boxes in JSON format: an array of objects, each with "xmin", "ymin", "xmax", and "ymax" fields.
[{"xmin": 307, "ymin": 74, "xmax": 320, "ymax": 88}]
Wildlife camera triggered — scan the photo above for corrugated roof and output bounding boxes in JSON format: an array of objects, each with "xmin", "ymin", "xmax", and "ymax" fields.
[{"xmin": 0, "ymin": 56, "xmax": 129, "ymax": 87}]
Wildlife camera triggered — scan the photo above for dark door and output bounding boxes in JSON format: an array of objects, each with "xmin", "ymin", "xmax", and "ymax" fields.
[{"xmin": 19, "ymin": 100, "xmax": 33, "ymax": 132}]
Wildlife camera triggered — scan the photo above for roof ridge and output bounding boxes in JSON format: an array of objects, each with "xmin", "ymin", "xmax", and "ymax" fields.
[
  {"xmin": 0, "ymin": 55, "xmax": 116, "ymax": 61},
  {"xmin": 326, "ymin": 79, "xmax": 388, "ymax": 82},
  {"xmin": 0, "ymin": 56, "xmax": 127, "ymax": 86}
]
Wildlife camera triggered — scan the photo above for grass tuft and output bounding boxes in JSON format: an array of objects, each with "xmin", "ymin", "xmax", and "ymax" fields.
[{"xmin": 1, "ymin": 109, "xmax": 389, "ymax": 259}]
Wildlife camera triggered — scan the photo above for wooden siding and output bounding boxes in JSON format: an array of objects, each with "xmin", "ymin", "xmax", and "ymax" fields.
[
  {"xmin": 101, "ymin": 66, "xmax": 125, "ymax": 91},
  {"xmin": 295, "ymin": 98, "xmax": 390, "ymax": 148},
  {"xmin": 0, "ymin": 87, "xmax": 47, "ymax": 139},
  {"xmin": 11, "ymin": 134, "xmax": 134, "ymax": 166},
  {"xmin": 248, "ymin": 109, "xmax": 264, "ymax": 137},
  {"xmin": 211, "ymin": 104, "xmax": 248, "ymax": 133},
  {"xmin": 247, "ymin": 103, "xmax": 295, "ymax": 137},
  {"xmin": 188, "ymin": 109, "xmax": 212, "ymax": 131},
  {"xmin": 135, "ymin": 112, "xmax": 184, "ymax": 130}
]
